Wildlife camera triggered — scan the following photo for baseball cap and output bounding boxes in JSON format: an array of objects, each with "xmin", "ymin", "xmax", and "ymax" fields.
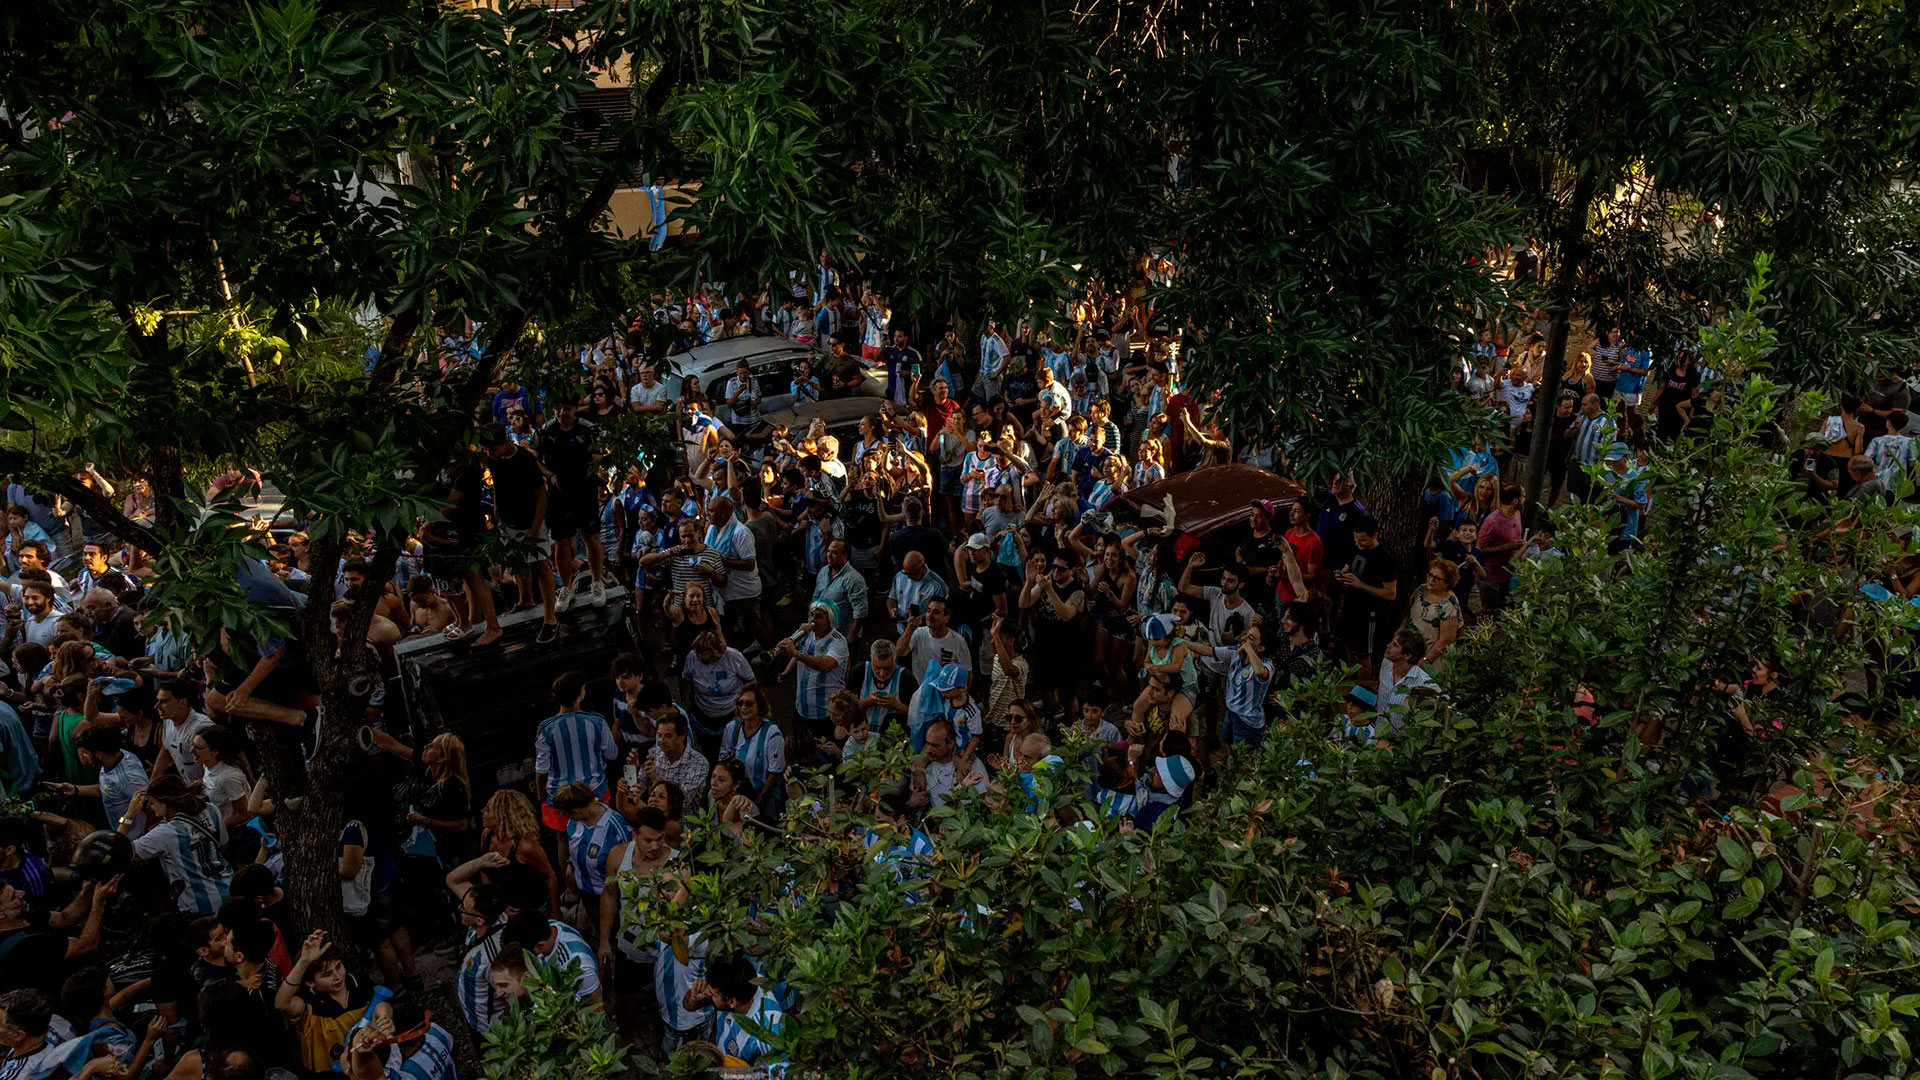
[{"xmin": 965, "ymin": 533, "xmax": 991, "ymax": 550}]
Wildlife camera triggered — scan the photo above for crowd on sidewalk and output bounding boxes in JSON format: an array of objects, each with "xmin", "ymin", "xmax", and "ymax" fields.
[{"xmin": 0, "ymin": 247, "xmax": 1912, "ymax": 1078}]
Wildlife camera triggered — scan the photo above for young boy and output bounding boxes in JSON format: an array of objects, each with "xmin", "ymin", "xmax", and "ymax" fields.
[
  {"xmin": 275, "ymin": 930, "xmax": 384, "ymax": 1074},
  {"xmin": 1210, "ymin": 622, "xmax": 1274, "ymax": 751}
]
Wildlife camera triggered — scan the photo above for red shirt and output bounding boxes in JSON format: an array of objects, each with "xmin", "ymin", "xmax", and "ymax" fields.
[
  {"xmin": 1276, "ymin": 528, "xmax": 1324, "ymax": 603},
  {"xmin": 920, "ymin": 398, "xmax": 960, "ymax": 441}
]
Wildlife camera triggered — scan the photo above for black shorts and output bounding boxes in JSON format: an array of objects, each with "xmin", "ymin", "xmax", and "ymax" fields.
[
  {"xmin": 1339, "ymin": 608, "xmax": 1389, "ymax": 661},
  {"xmin": 546, "ymin": 488, "xmax": 590, "ymax": 540}
]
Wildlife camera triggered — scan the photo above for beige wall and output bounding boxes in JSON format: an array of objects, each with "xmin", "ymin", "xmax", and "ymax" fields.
[{"xmin": 605, "ymin": 184, "xmax": 698, "ymax": 241}]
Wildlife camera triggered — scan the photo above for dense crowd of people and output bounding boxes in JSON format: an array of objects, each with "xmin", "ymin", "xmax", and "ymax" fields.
[{"xmin": 0, "ymin": 247, "xmax": 1909, "ymax": 1078}]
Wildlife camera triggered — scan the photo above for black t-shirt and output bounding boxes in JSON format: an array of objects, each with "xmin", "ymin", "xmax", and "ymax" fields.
[
  {"xmin": 1238, "ymin": 529, "xmax": 1282, "ymax": 577},
  {"xmin": 445, "ymin": 463, "xmax": 488, "ymax": 536},
  {"xmin": 887, "ymin": 525, "xmax": 951, "ymax": 584},
  {"xmin": 1346, "ymin": 545, "xmax": 1398, "ymax": 617},
  {"xmin": 1656, "ymin": 366, "xmax": 1701, "ymax": 424},
  {"xmin": 0, "ymin": 925, "xmax": 66, "ymax": 994},
  {"xmin": 489, "ymin": 445, "xmax": 547, "ymax": 530},
  {"xmin": 538, "ymin": 418, "xmax": 600, "ymax": 491},
  {"xmin": 1004, "ymin": 372, "xmax": 1040, "ymax": 422},
  {"xmin": 842, "ymin": 493, "xmax": 882, "ymax": 548},
  {"xmin": 96, "ymin": 606, "xmax": 142, "ymax": 659},
  {"xmin": 952, "ymin": 558, "xmax": 1011, "ymax": 625}
]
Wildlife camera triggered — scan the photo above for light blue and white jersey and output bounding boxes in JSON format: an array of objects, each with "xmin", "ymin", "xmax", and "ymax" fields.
[
  {"xmin": 1041, "ymin": 348, "xmax": 1071, "ymax": 384},
  {"xmin": 791, "ymin": 630, "xmax": 848, "ymax": 721},
  {"xmin": 906, "ymin": 686, "xmax": 981, "ymax": 753},
  {"xmin": 980, "ymin": 334, "xmax": 1008, "ymax": 378},
  {"xmin": 1213, "ymin": 646, "xmax": 1273, "ymax": 726},
  {"xmin": 858, "ymin": 661, "xmax": 909, "ymax": 731},
  {"xmin": 655, "ymin": 937, "xmax": 712, "ymax": 1033},
  {"xmin": 855, "ymin": 825, "xmax": 935, "ymax": 881},
  {"xmin": 98, "ymin": 750, "xmax": 149, "ymax": 839},
  {"xmin": 681, "ymin": 648, "xmax": 755, "ymax": 719},
  {"xmin": 888, "ymin": 571, "xmax": 948, "ymax": 633},
  {"xmin": 719, "ymin": 720, "xmax": 787, "ymax": 793},
  {"xmin": 1867, "ymin": 434, "xmax": 1916, "ymax": 485},
  {"xmin": 1093, "ymin": 787, "xmax": 1140, "ymax": 820},
  {"xmin": 547, "ymin": 921, "xmax": 602, "ymax": 1000},
  {"xmin": 566, "ymin": 810, "xmax": 632, "ymax": 897},
  {"xmin": 456, "ymin": 929, "xmax": 506, "ymax": 1033},
  {"xmin": 383, "ymin": 1023, "xmax": 458, "ymax": 1080},
  {"xmin": 131, "ymin": 803, "xmax": 230, "ymax": 914},
  {"xmin": 535, "ymin": 711, "xmax": 618, "ymax": 802},
  {"xmin": 716, "ymin": 989, "xmax": 787, "ymax": 1070},
  {"xmin": 1571, "ymin": 414, "xmax": 1615, "ymax": 467}
]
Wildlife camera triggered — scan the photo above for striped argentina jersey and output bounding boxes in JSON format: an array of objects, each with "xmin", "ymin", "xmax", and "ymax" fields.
[
  {"xmin": 131, "ymin": 803, "xmax": 230, "ymax": 914},
  {"xmin": 456, "ymin": 928, "xmax": 507, "ymax": 1032},
  {"xmin": 717, "ymin": 988, "xmax": 788, "ymax": 1071},
  {"xmin": 535, "ymin": 711, "xmax": 618, "ymax": 802},
  {"xmin": 546, "ymin": 921, "xmax": 602, "ymax": 1000},
  {"xmin": 655, "ymin": 935, "xmax": 712, "ymax": 1033},
  {"xmin": 855, "ymin": 825, "xmax": 935, "ymax": 882},
  {"xmin": 1093, "ymin": 787, "xmax": 1141, "ymax": 820},
  {"xmin": 888, "ymin": 571, "xmax": 948, "ymax": 633},
  {"xmin": 1215, "ymin": 646, "xmax": 1274, "ymax": 727},
  {"xmin": 382, "ymin": 1022, "xmax": 458, "ymax": 1080},
  {"xmin": 791, "ymin": 630, "xmax": 848, "ymax": 721},
  {"xmin": 858, "ymin": 661, "xmax": 909, "ymax": 731},
  {"xmin": 566, "ymin": 810, "xmax": 632, "ymax": 897},
  {"xmin": 719, "ymin": 721, "xmax": 786, "ymax": 792}
]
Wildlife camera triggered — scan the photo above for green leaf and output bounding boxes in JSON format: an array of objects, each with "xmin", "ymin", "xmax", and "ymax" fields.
[
  {"xmin": 1717, "ymin": 836, "xmax": 1752, "ymax": 873},
  {"xmin": 1814, "ymin": 946, "xmax": 1835, "ymax": 984}
]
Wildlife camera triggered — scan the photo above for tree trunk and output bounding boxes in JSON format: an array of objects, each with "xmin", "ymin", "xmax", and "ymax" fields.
[
  {"xmin": 1523, "ymin": 173, "xmax": 1597, "ymax": 529},
  {"xmin": 254, "ymin": 533, "xmax": 401, "ymax": 947},
  {"xmin": 1368, "ymin": 466, "xmax": 1425, "ymax": 632}
]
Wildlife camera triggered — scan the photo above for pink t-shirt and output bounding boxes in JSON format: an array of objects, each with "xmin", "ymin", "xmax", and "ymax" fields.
[{"xmin": 1477, "ymin": 510, "xmax": 1523, "ymax": 584}]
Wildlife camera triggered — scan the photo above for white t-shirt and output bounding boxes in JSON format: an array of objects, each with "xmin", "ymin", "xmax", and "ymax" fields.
[
  {"xmin": 704, "ymin": 520, "xmax": 761, "ymax": 600},
  {"xmin": 629, "ymin": 382, "xmax": 672, "ymax": 410},
  {"xmin": 905, "ymin": 626, "xmax": 972, "ymax": 683},
  {"xmin": 1203, "ymin": 587, "xmax": 1256, "ymax": 647},
  {"xmin": 202, "ymin": 760, "xmax": 251, "ymax": 819},
  {"xmin": 924, "ymin": 757, "xmax": 987, "ymax": 808},
  {"xmin": 162, "ymin": 711, "xmax": 215, "ymax": 783}
]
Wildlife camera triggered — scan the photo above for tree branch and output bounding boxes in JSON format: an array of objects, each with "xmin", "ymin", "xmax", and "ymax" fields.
[{"xmin": 366, "ymin": 310, "xmax": 424, "ymax": 391}]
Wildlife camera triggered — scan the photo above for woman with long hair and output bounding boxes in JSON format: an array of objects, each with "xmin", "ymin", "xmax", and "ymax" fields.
[
  {"xmin": 119, "ymin": 775, "xmax": 232, "ymax": 915},
  {"xmin": 1086, "ymin": 540, "xmax": 1139, "ymax": 694},
  {"xmin": 481, "ymin": 788, "xmax": 559, "ymax": 911},
  {"xmin": 666, "ymin": 577, "xmax": 724, "ymax": 664},
  {"xmin": 705, "ymin": 759, "xmax": 757, "ymax": 840},
  {"xmin": 407, "ymin": 733, "xmax": 472, "ymax": 864},
  {"xmin": 189, "ymin": 725, "xmax": 253, "ymax": 827}
]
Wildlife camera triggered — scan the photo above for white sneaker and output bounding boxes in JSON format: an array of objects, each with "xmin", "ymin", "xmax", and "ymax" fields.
[
  {"xmin": 590, "ymin": 578, "xmax": 608, "ymax": 606},
  {"xmin": 555, "ymin": 586, "xmax": 574, "ymax": 612}
]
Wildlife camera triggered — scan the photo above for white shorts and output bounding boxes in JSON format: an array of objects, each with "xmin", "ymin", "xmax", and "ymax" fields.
[
  {"xmin": 1614, "ymin": 391, "xmax": 1642, "ymax": 407},
  {"xmin": 500, "ymin": 524, "xmax": 555, "ymax": 561}
]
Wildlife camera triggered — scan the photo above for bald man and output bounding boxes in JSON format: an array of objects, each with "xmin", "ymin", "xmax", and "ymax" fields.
[{"xmin": 888, "ymin": 550, "xmax": 949, "ymax": 636}]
